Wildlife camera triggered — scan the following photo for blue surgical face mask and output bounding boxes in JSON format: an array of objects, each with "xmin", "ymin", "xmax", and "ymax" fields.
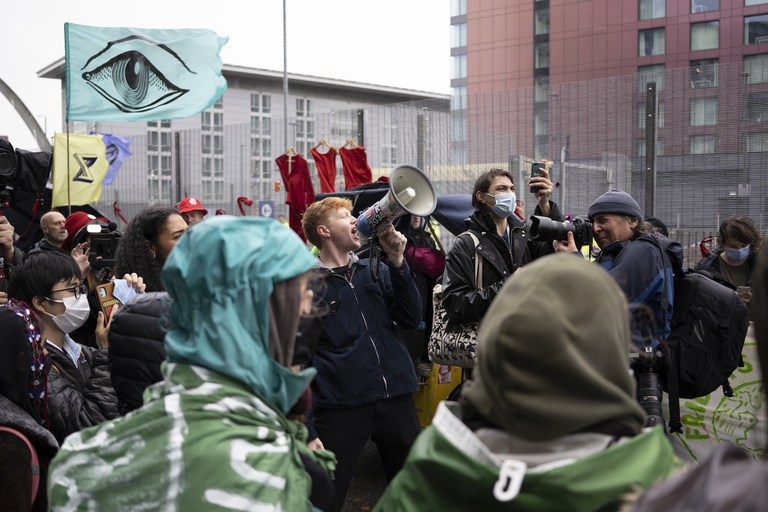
[
  {"xmin": 486, "ymin": 192, "xmax": 516, "ymax": 218},
  {"xmin": 725, "ymin": 246, "xmax": 750, "ymax": 263}
]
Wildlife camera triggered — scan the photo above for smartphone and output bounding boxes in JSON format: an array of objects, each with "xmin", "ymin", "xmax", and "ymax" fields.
[
  {"xmin": 96, "ymin": 282, "xmax": 121, "ymax": 320},
  {"xmin": 530, "ymin": 162, "xmax": 546, "ymax": 194}
]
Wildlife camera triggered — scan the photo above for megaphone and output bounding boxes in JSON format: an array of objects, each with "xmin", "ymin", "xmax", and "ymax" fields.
[{"xmin": 356, "ymin": 164, "xmax": 437, "ymax": 244}]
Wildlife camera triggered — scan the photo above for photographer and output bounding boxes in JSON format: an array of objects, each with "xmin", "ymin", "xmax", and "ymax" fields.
[
  {"xmin": 555, "ymin": 190, "xmax": 683, "ymax": 343},
  {"xmin": 441, "ymin": 167, "xmax": 564, "ymax": 326},
  {"xmin": 0, "ymin": 215, "xmax": 23, "ymax": 305}
]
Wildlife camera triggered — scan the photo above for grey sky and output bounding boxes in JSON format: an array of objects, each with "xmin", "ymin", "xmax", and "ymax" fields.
[{"xmin": 0, "ymin": 0, "xmax": 449, "ymax": 151}]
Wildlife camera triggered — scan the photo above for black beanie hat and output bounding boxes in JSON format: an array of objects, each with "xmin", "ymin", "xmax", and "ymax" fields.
[{"xmin": 588, "ymin": 190, "xmax": 643, "ymax": 220}]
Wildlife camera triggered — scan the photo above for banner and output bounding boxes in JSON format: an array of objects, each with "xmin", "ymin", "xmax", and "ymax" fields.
[
  {"xmin": 65, "ymin": 23, "xmax": 228, "ymax": 122},
  {"xmin": 52, "ymin": 133, "xmax": 109, "ymax": 207},
  {"xmin": 91, "ymin": 132, "xmax": 133, "ymax": 185}
]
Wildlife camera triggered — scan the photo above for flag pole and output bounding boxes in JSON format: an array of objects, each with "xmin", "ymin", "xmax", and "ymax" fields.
[{"xmin": 66, "ymin": 124, "xmax": 72, "ymax": 216}]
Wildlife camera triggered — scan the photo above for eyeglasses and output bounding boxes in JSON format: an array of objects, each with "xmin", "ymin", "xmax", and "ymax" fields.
[{"xmin": 47, "ymin": 283, "xmax": 88, "ymax": 301}]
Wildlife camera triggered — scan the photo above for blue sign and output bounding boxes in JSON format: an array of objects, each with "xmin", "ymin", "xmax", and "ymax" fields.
[{"xmin": 259, "ymin": 200, "xmax": 275, "ymax": 218}]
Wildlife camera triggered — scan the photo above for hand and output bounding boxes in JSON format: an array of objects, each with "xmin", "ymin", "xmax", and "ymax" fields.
[
  {"xmin": 307, "ymin": 438, "xmax": 325, "ymax": 451},
  {"xmin": 737, "ymin": 290, "xmax": 752, "ymax": 304},
  {"xmin": 0, "ymin": 291, "xmax": 7, "ymax": 306},
  {"xmin": 0, "ymin": 215, "xmax": 17, "ymax": 263},
  {"xmin": 378, "ymin": 224, "xmax": 407, "ymax": 267},
  {"xmin": 553, "ymin": 230, "xmax": 579, "ymax": 253},
  {"xmin": 120, "ymin": 273, "xmax": 146, "ymax": 293},
  {"xmin": 529, "ymin": 167, "xmax": 554, "ymax": 216},
  {"xmin": 71, "ymin": 242, "xmax": 91, "ymax": 277},
  {"xmin": 95, "ymin": 305, "xmax": 119, "ymax": 349}
]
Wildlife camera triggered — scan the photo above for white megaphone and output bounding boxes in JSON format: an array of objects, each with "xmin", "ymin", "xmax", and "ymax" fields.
[{"xmin": 356, "ymin": 164, "xmax": 437, "ymax": 248}]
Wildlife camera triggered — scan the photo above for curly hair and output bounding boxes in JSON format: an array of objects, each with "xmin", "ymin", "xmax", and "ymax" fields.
[
  {"xmin": 114, "ymin": 205, "xmax": 179, "ymax": 292},
  {"xmin": 717, "ymin": 214, "xmax": 763, "ymax": 253},
  {"xmin": 301, "ymin": 197, "xmax": 353, "ymax": 249}
]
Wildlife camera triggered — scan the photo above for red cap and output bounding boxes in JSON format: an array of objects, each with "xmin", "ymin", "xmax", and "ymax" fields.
[
  {"xmin": 177, "ymin": 197, "xmax": 208, "ymax": 216},
  {"xmin": 62, "ymin": 211, "xmax": 108, "ymax": 252}
]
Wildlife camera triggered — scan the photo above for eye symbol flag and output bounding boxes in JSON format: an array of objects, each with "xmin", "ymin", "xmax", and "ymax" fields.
[{"xmin": 65, "ymin": 23, "xmax": 228, "ymax": 122}]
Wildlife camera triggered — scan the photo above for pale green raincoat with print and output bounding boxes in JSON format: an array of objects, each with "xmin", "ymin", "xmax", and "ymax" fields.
[{"xmin": 48, "ymin": 217, "xmax": 335, "ymax": 511}]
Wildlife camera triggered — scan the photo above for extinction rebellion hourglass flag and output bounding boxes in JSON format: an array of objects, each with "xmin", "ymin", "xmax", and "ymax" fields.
[{"xmin": 65, "ymin": 23, "xmax": 228, "ymax": 122}]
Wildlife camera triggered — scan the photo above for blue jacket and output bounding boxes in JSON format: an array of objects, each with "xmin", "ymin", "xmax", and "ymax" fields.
[
  {"xmin": 310, "ymin": 253, "xmax": 421, "ymax": 416},
  {"xmin": 597, "ymin": 235, "xmax": 684, "ymax": 341}
]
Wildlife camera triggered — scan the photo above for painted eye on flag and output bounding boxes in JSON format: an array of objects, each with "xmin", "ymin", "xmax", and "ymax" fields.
[{"xmin": 80, "ymin": 36, "xmax": 191, "ymax": 113}]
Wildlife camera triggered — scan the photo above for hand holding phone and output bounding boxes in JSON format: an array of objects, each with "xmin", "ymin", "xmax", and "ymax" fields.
[
  {"xmin": 96, "ymin": 282, "xmax": 121, "ymax": 320},
  {"xmin": 530, "ymin": 162, "xmax": 546, "ymax": 194}
]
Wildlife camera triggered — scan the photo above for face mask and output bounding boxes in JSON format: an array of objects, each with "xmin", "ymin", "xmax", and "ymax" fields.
[
  {"xmin": 725, "ymin": 246, "xmax": 750, "ymax": 263},
  {"xmin": 486, "ymin": 192, "xmax": 516, "ymax": 218},
  {"xmin": 43, "ymin": 295, "xmax": 90, "ymax": 333}
]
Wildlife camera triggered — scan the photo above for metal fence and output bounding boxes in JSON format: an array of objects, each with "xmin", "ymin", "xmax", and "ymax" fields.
[{"xmin": 94, "ymin": 60, "xmax": 768, "ymax": 268}]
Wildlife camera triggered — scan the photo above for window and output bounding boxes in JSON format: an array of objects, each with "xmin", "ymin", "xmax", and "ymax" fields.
[
  {"xmin": 691, "ymin": 0, "xmax": 718, "ymax": 13},
  {"xmin": 746, "ymin": 93, "xmax": 768, "ymax": 122},
  {"xmin": 534, "ymin": 111, "xmax": 549, "ymax": 135},
  {"xmin": 262, "ymin": 95, "xmax": 271, "ymax": 113},
  {"xmin": 202, "ymin": 181, "xmax": 212, "ymax": 201},
  {"xmin": 691, "ymin": 21, "xmax": 719, "ymax": 51},
  {"xmin": 451, "ymin": 23, "xmax": 467, "ymax": 47},
  {"xmin": 451, "ymin": 54, "xmax": 467, "ymax": 79},
  {"xmin": 148, "ymin": 132, "xmax": 158, "ymax": 151},
  {"xmin": 201, "ymin": 112, "xmax": 211, "ymax": 130},
  {"xmin": 535, "ymin": 9, "xmax": 549, "ymax": 35},
  {"xmin": 746, "ymin": 0, "xmax": 768, "ymax": 6},
  {"xmin": 640, "ymin": 0, "xmax": 665, "ymax": 20},
  {"xmin": 161, "ymin": 132, "xmax": 172, "ymax": 152},
  {"xmin": 638, "ymin": 101, "xmax": 666, "ymax": 129},
  {"xmin": 534, "ymin": 43, "xmax": 549, "ymax": 69},
  {"xmin": 690, "ymin": 59, "xmax": 719, "ymax": 88},
  {"xmin": 202, "ymin": 158, "xmax": 212, "ymax": 177},
  {"xmin": 250, "ymin": 138, "xmax": 260, "ymax": 157},
  {"xmin": 160, "ymin": 120, "xmax": 171, "ymax": 129},
  {"xmin": 214, "ymin": 95, "xmax": 223, "ymax": 109},
  {"xmin": 214, "ymin": 113, "xmax": 224, "ymax": 131},
  {"xmin": 214, "ymin": 135, "xmax": 224, "ymax": 155},
  {"xmin": 202, "ymin": 134, "xmax": 212, "ymax": 154},
  {"xmin": 638, "ymin": 65, "xmax": 665, "ymax": 93},
  {"xmin": 147, "ymin": 155, "xmax": 159, "ymax": 173},
  {"xmin": 451, "ymin": 0, "xmax": 466, "ymax": 16},
  {"xmin": 147, "ymin": 121, "xmax": 158, "ymax": 128},
  {"xmin": 451, "ymin": 86, "xmax": 467, "ymax": 110},
  {"xmin": 745, "ymin": 15, "xmax": 768, "ymax": 45},
  {"xmin": 690, "ymin": 98, "xmax": 718, "ymax": 126},
  {"xmin": 161, "ymin": 156, "xmax": 172, "ymax": 175},
  {"xmin": 534, "ymin": 76, "xmax": 550, "ymax": 102},
  {"xmin": 251, "ymin": 117, "xmax": 260, "ymax": 135},
  {"xmin": 745, "ymin": 54, "xmax": 768, "ymax": 83},
  {"xmin": 214, "ymin": 181, "xmax": 224, "ymax": 201},
  {"xmin": 214, "ymin": 158, "xmax": 224, "ymax": 177},
  {"xmin": 640, "ymin": 28, "xmax": 665, "ymax": 56},
  {"xmin": 262, "ymin": 117, "xmax": 271, "ymax": 136},
  {"xmin": 689, "ymin": 135, "xmax": 718, "ymax": 153},
  {"xmin": 746, "ymin": 132, "xmax": 768, "ymax": 151},
  {"xmin": 251, "ymin": 93, "xmax": 260, "ymax": 112}
]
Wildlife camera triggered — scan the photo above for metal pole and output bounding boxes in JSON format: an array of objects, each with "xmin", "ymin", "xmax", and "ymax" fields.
[
  {"xmin": 645, "ymin": 82, "xmax": 657, "ymax": 216},
  {"xmin": 283, "ymin": 0, "xmax": 289, "ymax": 150},
  {"xmin": 174, "ymin": 132, "xmax": 181, "ymax": 203}
]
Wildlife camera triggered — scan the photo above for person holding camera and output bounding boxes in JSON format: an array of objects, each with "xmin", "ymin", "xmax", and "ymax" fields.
[
  {"xmin": 0, "ymin": 214, "xmax": 23, "ymax": 305},
  {"xmin": 556, "ymin": 190, "xmax": 683, "ymax": 343},
  {"xmin": 441, "ymin": 167, "xmax": 564, "ymax": 327},
  {"xmin": 694, "ymin": 214, "xmax": 762, "ymax": 306}
]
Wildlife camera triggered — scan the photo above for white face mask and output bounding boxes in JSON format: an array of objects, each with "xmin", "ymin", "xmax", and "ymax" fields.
[{"xmin": 43, "ymin": 294, "xmax": 90, "ymax": 333}]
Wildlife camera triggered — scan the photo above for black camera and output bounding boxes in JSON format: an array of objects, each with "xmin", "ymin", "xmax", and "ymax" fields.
[
  {"xmin": 0, "ymin": 139, "xmax": 52, "ymax": 214},
  {"xmin": 71, "ymin": 221, "xmax": 121, "ymax": 275},
  {"xmin": 528, "ymin": 215, "xmax": 594, "ymax": 248}
]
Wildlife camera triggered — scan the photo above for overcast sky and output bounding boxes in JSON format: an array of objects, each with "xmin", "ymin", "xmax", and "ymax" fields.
[{"xmin": 0, "ymin": 0, "xmax": 450, "ymax": 151}]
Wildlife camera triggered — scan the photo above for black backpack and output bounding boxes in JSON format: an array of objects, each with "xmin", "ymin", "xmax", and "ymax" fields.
[{"xmin": 649, "ymin": 237, "xmax": 750, "ymax": 432}]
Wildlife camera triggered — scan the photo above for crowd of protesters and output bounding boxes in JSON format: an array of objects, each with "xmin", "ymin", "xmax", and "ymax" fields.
[{"xmin": 0, "ymin": 178, "xmax": 766, "ymax": 512}]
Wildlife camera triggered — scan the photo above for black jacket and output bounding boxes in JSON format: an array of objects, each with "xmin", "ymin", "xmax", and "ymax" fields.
[
  {"xmin": 108, "ymin": 292, "xmax": 170, "ymax": 415},
  {"xmin": 693, "ymin": 249, "xmax": 756, "ymax": 290},
  {"xmin": 46, "ymin": 341, "xmax": 118, "ymax": 444},
  {"xmin": 441, "ymin": 201, "xmax": 564, "ymax": 324}
]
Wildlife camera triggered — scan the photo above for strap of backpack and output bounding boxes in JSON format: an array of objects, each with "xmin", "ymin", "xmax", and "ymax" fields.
[
  {"xmin": 462, "ymin": 231, "xmax": 484, "ymax": 290},
  {"xmin": 0, "ymin": 426, "xmax": 40, "ymax": 506},
  {"xmin": 646, "ymin": 236, "xmax": 683, "ymax": 434}
]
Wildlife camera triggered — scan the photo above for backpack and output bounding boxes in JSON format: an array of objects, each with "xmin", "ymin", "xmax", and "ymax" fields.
[
  {"xmin": 648, "ymin": 237, "xmax": 750, "ymax": 432},
  {"xmin": 0, "ymin": 426, "xmax": 40, "ymax": 506}
]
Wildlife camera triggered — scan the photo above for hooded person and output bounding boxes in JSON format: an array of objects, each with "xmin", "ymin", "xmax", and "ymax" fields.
[
  {"xmin": 48, "ymin": 217, "xmax": 337, "ymax": 512},
  {"xmin": 0, "ymin": 299, "xmax": 59, "ymax": 512},
  {"xmin": 374, "ymin": 253, "xmax": 679, "ymax": 512}
]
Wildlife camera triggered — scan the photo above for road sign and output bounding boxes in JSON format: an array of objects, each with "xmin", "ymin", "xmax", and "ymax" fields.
[{"xmin": 259, "ymin": 200, "xmax": 275, "ymax": 218}]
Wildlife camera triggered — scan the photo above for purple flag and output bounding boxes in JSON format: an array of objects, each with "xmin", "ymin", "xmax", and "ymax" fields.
[{"xmin": 92, "ymin": 132, "xmax": 133, "ymax": 185}]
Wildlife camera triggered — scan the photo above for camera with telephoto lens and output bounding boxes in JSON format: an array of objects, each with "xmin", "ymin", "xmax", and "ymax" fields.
[
  {"xmin": 528, "ymin": 215, "xmax": 594, "ymax": 248},
  {"xmin": 0, "ymin": 139, "xmax": 51, "ymax": 215},
  {"xmin": 630, "ymin": 345, "xmax": 667, "ymax": 432},
  {"xmin": 70, "ymin": 221, "xmax": 122, "ymax": 279}
]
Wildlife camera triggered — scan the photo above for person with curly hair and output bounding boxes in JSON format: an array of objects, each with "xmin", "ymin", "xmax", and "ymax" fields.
[
  {"xmin": 694, "ymin": 214, "xmax": 762, "ymax": 305},
  {"xmin": 114, "ymin": 205, "xmax": 187, "ymax": 292}
]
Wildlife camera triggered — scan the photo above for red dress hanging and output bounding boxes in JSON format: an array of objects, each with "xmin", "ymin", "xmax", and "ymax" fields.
[
  {"xmin": 339, "ymin": 146, "xmax": 372, "ymax": 190},
  {"xmin": 275, "ymin": 153, "xmax": 315, "ymax": 242},
  {"xmin": 310, "ymin": 147, "xmax": 337, "ymax": 193}
]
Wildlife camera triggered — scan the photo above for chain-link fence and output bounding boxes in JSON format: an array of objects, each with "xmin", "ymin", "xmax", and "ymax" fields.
[{"xmin": 94, "ymin": 60, "xmax": 768, "ymax": 267}]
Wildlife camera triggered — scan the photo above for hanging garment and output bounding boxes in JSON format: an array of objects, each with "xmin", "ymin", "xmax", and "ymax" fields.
[
  {"xmin": 339, "ymin": 146, "xmax": 372, "ymax": 190},
  {"xmin": 310, "ymin": 147, "xmax": 337, "ymax": 193},
  {"xmin": 276, "ymin": 153, "xmax": 315, "ymax": 242}
]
